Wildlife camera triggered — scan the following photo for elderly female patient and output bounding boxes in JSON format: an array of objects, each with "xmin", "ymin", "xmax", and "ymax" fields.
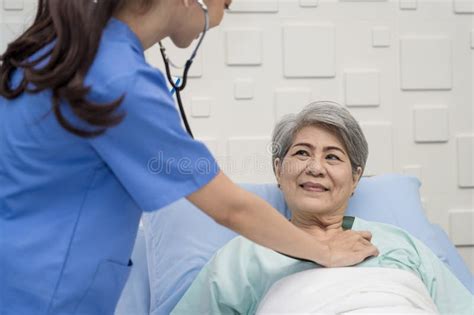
[{"xmin": 172, "ymin": 102, "xmax": 472, "ymax": 315}]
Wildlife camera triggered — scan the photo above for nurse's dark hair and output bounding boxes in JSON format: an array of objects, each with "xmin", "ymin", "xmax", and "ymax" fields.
[{"xmin": 0, "ymin": 0, "xmax": 153, "ymax": 137}]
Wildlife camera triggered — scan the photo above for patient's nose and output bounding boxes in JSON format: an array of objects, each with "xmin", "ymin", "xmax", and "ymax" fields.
[{"xmin": 305, "ymin": 158, "xmax": 326, "ymax": 177}]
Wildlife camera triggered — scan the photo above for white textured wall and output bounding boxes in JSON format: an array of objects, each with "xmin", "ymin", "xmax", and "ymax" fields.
[{"xmin": 1, "ymin": 0, "xmax": 473, "ymax": 272}]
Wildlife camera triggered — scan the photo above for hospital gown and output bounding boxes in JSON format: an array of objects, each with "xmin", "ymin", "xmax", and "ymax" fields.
[{"xmin": 171, "ymin": 217, "xmax": 473, "ymax": 315}]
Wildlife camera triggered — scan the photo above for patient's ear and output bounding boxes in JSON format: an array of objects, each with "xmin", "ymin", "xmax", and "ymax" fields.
[
  {"xmin": 351, "ymin": 166, "xmax": 363, "ymax": 191},
  {"xmin": 274, "ymin": 158, "xmax": 282, "ymax": 187}
]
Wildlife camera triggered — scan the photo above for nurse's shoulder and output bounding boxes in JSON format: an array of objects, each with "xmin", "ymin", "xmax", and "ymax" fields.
[{"xmin": 85, "ymin": 18, "xmax": 167, "ymax": 103}]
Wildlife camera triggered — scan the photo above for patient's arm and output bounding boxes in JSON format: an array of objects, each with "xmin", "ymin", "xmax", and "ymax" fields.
[
  {"xmin": 358, "ymin": 219, "xmax": 473, "ymax": 314},
  {"xmin": 409, "ymin": 236, "xmax": 473, "ymax": 314}
]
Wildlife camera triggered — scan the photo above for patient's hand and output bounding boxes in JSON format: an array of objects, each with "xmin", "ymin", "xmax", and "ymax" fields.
[{"xmin": 320, "ymin": 230, "xmax": 379, "ymax": 267}]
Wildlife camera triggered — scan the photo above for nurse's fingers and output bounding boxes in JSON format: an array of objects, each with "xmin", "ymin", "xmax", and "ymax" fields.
[
  {"xmin": 323, "ymin": 230, "xmax": 379, "ymax": 267},
  {"xmin": 359, "ymin": 243, "xmax": 379, "ymax": 259},
  {"xmin": 352, "ymin": 234, "xmax": 378, "ymax": 259},
  {"xmin": 356, "ymin": 230, "xmax": 372, "ymax": 241},
  {"xmin": 354, "ymin": 237, "xmax": 379, "ymax": 257}
]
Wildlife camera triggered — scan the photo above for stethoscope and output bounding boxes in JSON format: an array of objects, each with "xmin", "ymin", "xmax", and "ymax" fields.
[{"xmin": 159, "ymin": 0, "xmax": 209, "ymax": 139}]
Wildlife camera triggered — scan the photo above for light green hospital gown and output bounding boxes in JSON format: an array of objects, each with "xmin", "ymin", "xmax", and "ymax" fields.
[{"xmin": 172, "ymin": 217, "xmax": 473, "ymax": 315}]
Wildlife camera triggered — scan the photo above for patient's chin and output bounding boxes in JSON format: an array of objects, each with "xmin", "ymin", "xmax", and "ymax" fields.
[
  {"xmin": 291, "ymin": 203, "xmax": 335, "ymax": 217},
  {"xmin": 292, "ymin": 206, "xmax": 336, "ymax": 222}
]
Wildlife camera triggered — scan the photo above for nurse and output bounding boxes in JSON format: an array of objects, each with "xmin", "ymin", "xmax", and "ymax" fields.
[{"xmin": 0, "ymin": 0, "xmax": 378, "ymax": 314}]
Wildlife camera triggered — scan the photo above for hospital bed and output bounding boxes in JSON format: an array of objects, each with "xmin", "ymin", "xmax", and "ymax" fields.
[{"xmin": 114, "ymin": 174, "xmax": 473, "ymax": 315}]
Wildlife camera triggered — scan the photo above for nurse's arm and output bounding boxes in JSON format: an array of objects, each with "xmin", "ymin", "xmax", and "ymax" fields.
[{"xmin": 187, "ymin": 171, "xmax": 378, "ymax": 267}]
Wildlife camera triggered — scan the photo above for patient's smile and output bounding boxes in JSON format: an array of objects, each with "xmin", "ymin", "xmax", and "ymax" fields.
[{"xmin": 300, "ymin": 182, "xmax": 329, "ymax": 192}]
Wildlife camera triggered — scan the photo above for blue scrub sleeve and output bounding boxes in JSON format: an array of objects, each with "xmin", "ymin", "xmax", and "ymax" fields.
[{"xmin": 88, "ymin": 69, "xmax": 220, "ymax": 212}]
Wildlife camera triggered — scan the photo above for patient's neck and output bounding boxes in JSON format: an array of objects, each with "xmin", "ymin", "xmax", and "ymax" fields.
[{"xmin": 290, "ymin": 211, "xmax": 346, "ymax": 240}]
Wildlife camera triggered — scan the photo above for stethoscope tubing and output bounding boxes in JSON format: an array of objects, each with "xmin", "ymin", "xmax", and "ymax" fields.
[{"xmin": 159, "ymin": 0, "xmax": 210, "ymax": 139}]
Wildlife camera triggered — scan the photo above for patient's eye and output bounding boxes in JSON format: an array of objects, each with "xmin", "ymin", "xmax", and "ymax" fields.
[
  {"xmin": 294, "ymin": 150, "xmax": 310, "ymax": 157},
  {"xmin": 326, "ymin": 154, "xmax": 340, "ymax": 161}
]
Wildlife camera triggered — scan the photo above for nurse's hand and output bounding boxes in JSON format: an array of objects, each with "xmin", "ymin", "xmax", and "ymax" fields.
[{"xmin": 319, "ymin": 230, "xmax": 379, "ymax": 267}]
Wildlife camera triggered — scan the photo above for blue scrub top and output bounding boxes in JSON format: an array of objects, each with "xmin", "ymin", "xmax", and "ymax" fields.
[{"xmin": 0, "ymin": 18, "xmax": 219, "ymax": 315}]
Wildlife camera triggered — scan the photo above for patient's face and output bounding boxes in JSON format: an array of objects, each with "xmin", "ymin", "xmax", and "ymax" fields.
[{"xmin": 275, "ymin": 125, "xmax": 360, "ymax": 217}]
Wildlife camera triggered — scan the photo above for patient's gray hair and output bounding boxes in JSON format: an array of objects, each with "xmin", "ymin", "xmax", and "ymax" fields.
[{"xmin": 271, "ymin": 101, "xmax": 368, "ymax": 175}]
